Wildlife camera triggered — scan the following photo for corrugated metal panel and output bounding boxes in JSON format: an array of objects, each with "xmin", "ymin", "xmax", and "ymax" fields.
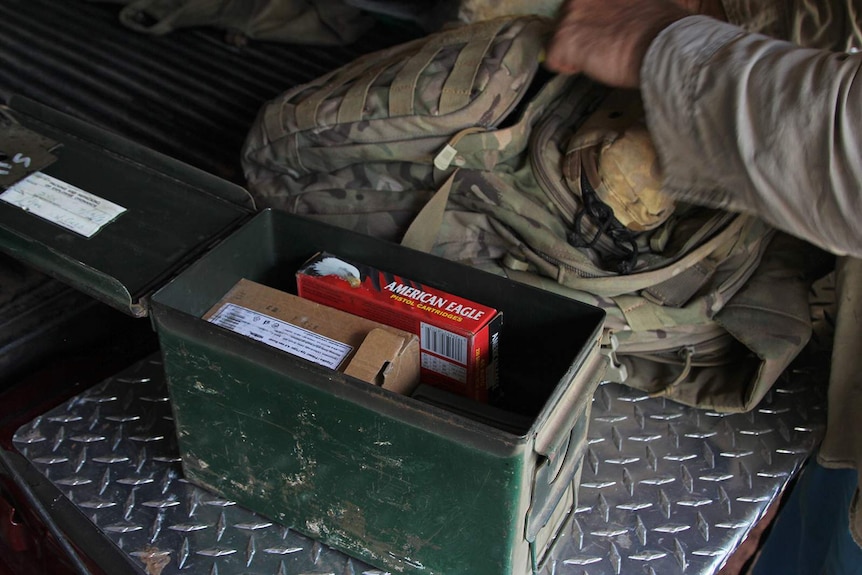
[{"xmin": 0, "ymin": 0, "xmax": 418, "ymax": 182}]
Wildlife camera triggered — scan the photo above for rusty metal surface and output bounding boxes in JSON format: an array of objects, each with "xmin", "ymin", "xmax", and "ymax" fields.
[{"xmin": 12, "ymin": 354, "xmax": 826, "ymax": 575}]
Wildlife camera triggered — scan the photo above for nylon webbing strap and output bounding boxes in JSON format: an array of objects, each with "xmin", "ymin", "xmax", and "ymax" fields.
[
  {"xmin": 438, "ymin": 19, "xmax": 509, "ymax": 116},
  {"xmin": 295, "ymin": 52, "xmax": 383, "ymax": 131},
  {"xmin": 643, "ymin": 259, "xmax": 717, "ymax": 307},
  {"xmin": 400, "ymin": 171, "xmax": 458, "ymax": 252},
  {"xmin": 337, "ymin": 59, "xmax": 391, "ymax": 124},
  {"xmin": 389, "ymin": 18, "xmax": 510, "ymax": 118},
  {"xmin": 389, "ymin": 42, "xmax": 444, "ymax": 117},
  {"xmin": 447, "ymin": 74, "xmax": 579, "ymax": 169},
  {"xmin": 266, "ymin": 83, "xmax": 327, "ymax": 138},
  {"xmin": 611, "ymin": 294, "xmax": 668, "ymax": 332}
]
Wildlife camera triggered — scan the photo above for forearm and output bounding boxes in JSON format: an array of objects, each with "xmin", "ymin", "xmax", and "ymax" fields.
[{"xmin": 641, "ymin": 15, "xmax": 862, "ymax": 257}]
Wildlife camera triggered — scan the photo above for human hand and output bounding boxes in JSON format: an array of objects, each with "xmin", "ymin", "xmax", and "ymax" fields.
[{"xmin": 545, "ymin": 0, "xmax": 690, "ymax": 88}]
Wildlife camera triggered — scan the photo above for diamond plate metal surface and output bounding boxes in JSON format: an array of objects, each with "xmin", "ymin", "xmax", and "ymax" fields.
[{"xmin": 13, "ymin": 355, "xmax": 826, "ymax": 575}]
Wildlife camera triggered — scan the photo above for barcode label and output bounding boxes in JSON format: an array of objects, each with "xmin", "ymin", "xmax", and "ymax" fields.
[
  {"xmin": 207, "ymin": 303, "xmax": 352, "ymax": 370},
  {"xmin": 420, "ymin": 322, "xmax": 467, "ymax": 365}
]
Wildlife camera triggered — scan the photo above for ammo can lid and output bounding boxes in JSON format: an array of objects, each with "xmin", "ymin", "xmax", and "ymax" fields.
[{"xmin": 0, "ymin": 96, "xmax": 254, "ymax": 317}]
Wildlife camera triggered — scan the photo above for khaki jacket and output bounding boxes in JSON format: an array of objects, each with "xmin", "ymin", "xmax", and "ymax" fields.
[{"xmin": 641, "ymin": 1, "xmax": 862, "ymax": 546}]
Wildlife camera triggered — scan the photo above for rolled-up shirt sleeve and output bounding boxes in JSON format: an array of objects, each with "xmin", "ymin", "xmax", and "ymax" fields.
[{"xmin": 641, "ymin": 15, "xmax": 862, "ymax": 257}]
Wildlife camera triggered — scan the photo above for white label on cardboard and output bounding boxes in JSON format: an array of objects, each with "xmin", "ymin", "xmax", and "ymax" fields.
[
  {"xmin": 0, "ymin": 172, "xmax": 126, "ymax": 237},
  {"xmin": 207, "ymin": 302, "xmax": 353, "ymax": 370}
]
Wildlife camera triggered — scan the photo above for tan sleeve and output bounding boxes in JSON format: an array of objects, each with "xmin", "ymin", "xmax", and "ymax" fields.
[
  {"xmin": 721, "ymin": 0, "xmax": 862, "ymax": 49},
  {"xmin": 640, "ymin": 15, "xmax": 862, "ymax": 258},
  {"xmin": 641, "ymin": 12, "xmax": 862, "ymax": 548}
]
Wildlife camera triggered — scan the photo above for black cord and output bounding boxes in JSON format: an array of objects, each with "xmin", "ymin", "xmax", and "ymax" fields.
[{"xmin": 568, "ymin": 170, "xmax": 639, "ymax": 274}]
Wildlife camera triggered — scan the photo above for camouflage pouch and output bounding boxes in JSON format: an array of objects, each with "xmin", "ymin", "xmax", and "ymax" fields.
[{"xmin": 114, "ymin": 0, "xmax": 373, "ymax": 45}]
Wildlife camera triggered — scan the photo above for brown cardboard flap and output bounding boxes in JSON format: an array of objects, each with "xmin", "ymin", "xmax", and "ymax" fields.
[
  {"xmin": 345, "ymin": 328, "xmax": 420, "ymax": 395},
  {"xmin": 203, "ymin": 278, "xmax": 420, "ymax": 394}
]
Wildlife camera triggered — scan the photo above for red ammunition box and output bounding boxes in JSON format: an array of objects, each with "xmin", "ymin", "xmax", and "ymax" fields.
[{"xmin": 297, "ymin": 252, "xmax": 502, "ymax": 402}]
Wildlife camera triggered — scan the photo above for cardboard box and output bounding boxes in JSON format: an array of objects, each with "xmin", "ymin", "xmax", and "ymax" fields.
[
  {"xmin": 202, "ymin": 278, "xmax": 420, "ymax": 395},
  {"xmin": 296, "ymin": 252, "xmax": 502, "ymax": 402}
]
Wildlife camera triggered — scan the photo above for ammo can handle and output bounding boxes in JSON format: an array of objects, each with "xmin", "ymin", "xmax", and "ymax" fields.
[
  {"xmin": 525, "ymin": 411, "xmax": 590, "ymax": 543},
  {"xmin": 533, "ymin": 340, "xmax": 606, "ymax": 463},
  {"xmin": 524, "ymin": 339, "xmax": 606, "ymax": 544}
]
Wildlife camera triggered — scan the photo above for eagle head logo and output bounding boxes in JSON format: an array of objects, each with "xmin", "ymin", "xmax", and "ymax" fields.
[{"xmin": 309, "ymin": 257, "xmax": 362, "ymax": 288}]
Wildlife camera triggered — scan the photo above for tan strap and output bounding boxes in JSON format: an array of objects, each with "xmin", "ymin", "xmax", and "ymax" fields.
[
  {"xmin": 438, "ymin": 19, "xmax": 509, "ymax": 116},
  {"xmin": 390, "ymin": 18, "xmax": 511, "ymax": 118},
  {"xmin": 400, "ymin": 171, "xmax": 458, "ymax": 252},
  {"xmin": 263, "ymin": 96, "xmax": 288, "ymax": 142},
  {"xmin": 450, "ymin": 74, "xmax": 585, "ymax": 169},
  {"xmin": 433, "ymin": 126, "xmax": 487, "ymax": 170},
  {"xmin": 295, "ymin": 52, "xmax": 383, "ymax": 131},
  {"xmin": 388, "ymin": 41, "xmax": 443, "ymax": 117},
  {"xmin": 502, "ymin": 252, "xmax": 531, "ymax": 271},
  {"xmin": 649, "ymin": 346, "xmax": 696, "ymax": 397},
  {"xmin": 642, "ymin": 258, "xmax": 717, "ymax": 307},
  {"xmin": 337, "ymin": 59, "xmax": 392, "ymax": 124}
]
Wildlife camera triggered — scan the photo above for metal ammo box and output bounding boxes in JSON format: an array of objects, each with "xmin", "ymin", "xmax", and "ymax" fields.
[{"xmin": 0, "ymin": 97, "xmax": 607, "ymax": 575}]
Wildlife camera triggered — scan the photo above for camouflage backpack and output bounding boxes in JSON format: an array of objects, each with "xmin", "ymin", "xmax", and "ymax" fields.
[{"xmin": 242, "ymin": 15, "xmax": 824, "ymax": 412}]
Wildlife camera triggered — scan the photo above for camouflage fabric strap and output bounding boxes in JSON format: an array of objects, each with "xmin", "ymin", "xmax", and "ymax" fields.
[
  {"xmin": 438, "ymin": 20, "xmax": 508, "ymax": 115},
  {"xmin": 294, "ymin": 47, "xmax": 399, "ymax": 130},
  {"xmin": 390, "ymin": 19, "xmax": 508, "ymax": 117},
  {"xmin": 401, "ymin": 171, "xmax": 458, "ymax": 250},
  {"xmin": 261, "ymin": 46, "xmax": 397, "ymax": 136},
  {"xmin": 337, "ymin": 58, "xmax": 393, "ymax": 124},
  {"xmin": 437, "ymin": 74, "xmax": 579, "ymax": 171},
  {"xmin": 288, "ymin": 17, "xmax": 514, "ymax": 128}
]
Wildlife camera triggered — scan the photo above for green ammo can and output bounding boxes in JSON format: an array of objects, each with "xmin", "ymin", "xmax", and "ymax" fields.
[{"xmin": 0, "ymin": 97, "xmax": 607, "ymax": 575}]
